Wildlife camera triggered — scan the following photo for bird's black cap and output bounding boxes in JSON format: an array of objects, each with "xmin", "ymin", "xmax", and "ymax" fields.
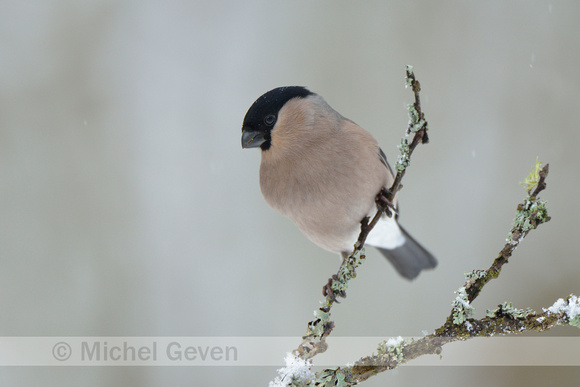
[{"xmin": 241, "ymin": 86, "xmax": 313, "ymax": 151}]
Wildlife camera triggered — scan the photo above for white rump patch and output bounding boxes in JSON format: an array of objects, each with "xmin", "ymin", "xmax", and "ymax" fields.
[{"xmin": 365, "ymin": 215, "xmax": 406, "ymax": 250}]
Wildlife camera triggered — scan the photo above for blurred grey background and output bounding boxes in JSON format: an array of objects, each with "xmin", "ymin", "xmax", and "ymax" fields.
[{"xmin": 1, "ymin": 1, "xmax": 579, "ymax": 386}]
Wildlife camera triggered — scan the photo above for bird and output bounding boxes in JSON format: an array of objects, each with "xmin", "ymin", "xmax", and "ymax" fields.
[{"xmin": 241, "ymin": 86, "xmax": 436, "ymax": 280}]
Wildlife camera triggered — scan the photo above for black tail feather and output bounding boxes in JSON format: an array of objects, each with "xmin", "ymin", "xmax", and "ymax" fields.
[{"xmin": 376, "ymin": 225, "xmax": 437, "ymax": 280}]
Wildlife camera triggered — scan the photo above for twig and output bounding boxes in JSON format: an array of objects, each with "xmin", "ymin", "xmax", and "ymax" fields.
[
  {"xmin": 459, "ymin": 163, "xmax": 551, "ymax": 306},
  {"xmin": 388, "ymin": 65, "xmax": 429, "ymax": 199},
  {"xmin": 291, "ymin": 66, "xmax": 430, "ymax": 361}
]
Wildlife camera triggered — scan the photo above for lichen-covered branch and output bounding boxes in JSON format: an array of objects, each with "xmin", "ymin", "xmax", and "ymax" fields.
[
  {"xmin": 274, "ymin": 293, "xmax": 579, "ymax": 386},
  {"xmin": 346, "ymin": 294, "xmax": 579, "ymax": 383},
  {"xmin": 392, "ymin": 65, "xmax": 429, "ymax": 182},
  {"xmin": 269, "ymin": 69, "xmax": 576, "ymax": 387},
  {"xmin": 441, "ymin": 162, "xmax": 551, "ymax": 328},
  {"xmin": 293, "ymin": 247, "xmax": 365, "ymax": 361},
  {"xmin": 276, "ymin": 294, "xmax": 579, "ymax": 386},
  {"xmin": 290, "ymin": 66, "xmax": 430, "ymax": 363}
]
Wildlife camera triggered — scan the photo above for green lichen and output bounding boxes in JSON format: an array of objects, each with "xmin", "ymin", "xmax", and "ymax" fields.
[
  {"xmin": 313, "ymin": 368, "xmax": 350, "ymax": 387},
  {"xmin": 330, "ymin": 247, "xmax": 365, "ymax": 296},
  {"xmin": 407, "ymin": 104, "xmax": 419, "ymax": 125},
  {"xmin": 405, "ymin": 64, "xmax": 414, "ymax": 87},
  {"xmin": 315, "ymin": 309, "xmax": 329, "ymax": 321},
  {"xmin": 465, "ymin": 270, "xmax": 487, "ymax": 282},
  {"xmin": 305, "ymin": 309, "xmax": 331, "ymax": 338},
  {"xmin": 396, "ymin": 139, "xmax": 410, "ymax": 172},
  {"xmin": 569, "ymin": 316, "xmax": 580, "ymax": 328},
  {"xmin": 406, "ymin": 104, "xmax": 428, "ymax": 134},
  {"xmin": 508, "ymin": 160, "xmax": 550, "ymax": 241},
  {"xmin": 452, "ymin": 287, "xmax": 475, "ymax": 324},
  {"xmin": 520, "ymin": 157, "xmax": 542, "ymax": 193},
  {"xmin": 410, "ymin": 120, "xmax": 427, "ymax": 133},
  {"xmin": 508, "ymin": 196, "xmax": 550, "ymax": 241},
  {"xmin": 304, "ymin": 322, "xmax": 322, "ymax": 338},
  {"xmin": 486, "ymin": 302, "xmax": 535, "ymax": 319},
  {"xmin": 377, "ymin": 336, "xmax": 414, "ymax": 363}
]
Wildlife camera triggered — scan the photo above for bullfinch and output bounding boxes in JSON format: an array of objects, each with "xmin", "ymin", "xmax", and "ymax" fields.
[{"xmin": 241, "ymin": 86, "xmax": 436, "ymax": 279}]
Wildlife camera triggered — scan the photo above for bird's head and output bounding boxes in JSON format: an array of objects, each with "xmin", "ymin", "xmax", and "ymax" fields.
[{"xmin": 241, "ymin": 86, "xmax": 313, "ymax": 151}]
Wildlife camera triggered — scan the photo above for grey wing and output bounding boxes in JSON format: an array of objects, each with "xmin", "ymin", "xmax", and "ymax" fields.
[{"xmin": 378, "ymin": 147, "xmax": 394, "ymax": 176}]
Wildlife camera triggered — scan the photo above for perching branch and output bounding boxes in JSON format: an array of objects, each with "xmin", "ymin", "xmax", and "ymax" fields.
[
  {"xmin": 270, "ymin": 67, "xmax": 578, "ymax": 387},
  {"xmin": 363, "ymin": 65, "xmax": 429, "ymax": 239},
  {"xmin": 292, "ymin": 65, "xmax": 430, "ymax": 362},
  {"xmin": 390, "ymin": 64, "xmax": 429, "ymax": 195}
]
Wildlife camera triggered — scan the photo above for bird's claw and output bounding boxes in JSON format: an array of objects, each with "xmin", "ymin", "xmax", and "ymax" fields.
[
  {"xmin": 376, "ymin": 187, "xmax": 397, "ymax": 218},
  {"xmin": 322, "ymin": 275, "xmax": 346, "ymax": 302}
]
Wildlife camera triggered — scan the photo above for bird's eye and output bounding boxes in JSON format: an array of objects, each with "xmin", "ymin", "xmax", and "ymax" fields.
[{"xmin": 264, "ymin": 114, "xmax": 276, "ymax": 126}]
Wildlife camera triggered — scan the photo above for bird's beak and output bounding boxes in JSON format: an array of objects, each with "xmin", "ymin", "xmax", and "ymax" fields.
[{"xmin": 241, "ymin": 128, "xmax": 266, "ymax": 149}]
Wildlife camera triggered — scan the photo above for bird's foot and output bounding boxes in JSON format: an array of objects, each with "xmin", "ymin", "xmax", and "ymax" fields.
[
  {"xmin": 376, "ymin": 187, "xmax": 397, "ymax": 218},
  {"xmin": 322, "ymin": 275, "xmax": 346, "ymax": 302}
]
